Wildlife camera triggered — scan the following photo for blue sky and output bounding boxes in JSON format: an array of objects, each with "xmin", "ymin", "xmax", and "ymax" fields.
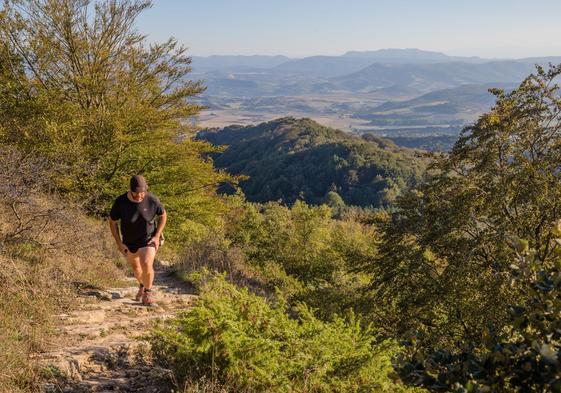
[{"xmin": 137, "ymin": 0, "xmax": 561, "ymax": 58}]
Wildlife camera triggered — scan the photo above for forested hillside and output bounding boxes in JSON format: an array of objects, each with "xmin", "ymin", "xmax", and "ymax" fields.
[{"xmin": 198, "ymin": 117, "xmax": 427, "ymax": 207}]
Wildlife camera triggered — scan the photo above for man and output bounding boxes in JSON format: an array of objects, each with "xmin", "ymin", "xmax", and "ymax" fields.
[{"xmin": 109, "ymin": 175, "xmax": 167, "ymax": 305}]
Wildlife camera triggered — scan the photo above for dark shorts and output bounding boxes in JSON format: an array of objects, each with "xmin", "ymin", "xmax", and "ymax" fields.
[{"xmin": 124, "ymin": 241, "xmax": 156, "ymax": 254}]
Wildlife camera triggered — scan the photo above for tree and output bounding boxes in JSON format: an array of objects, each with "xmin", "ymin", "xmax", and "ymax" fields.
[
  {"xmin": 396, "ymin": 229, "xmax": 561, "ymax": 392},
  {"xmin": 0, "ymin": 43, "xmax": 38, "ymax": 135},
  {"xmin": 0, "ymin": 0, "xmax": 237, "ymax": 243},
  {"xmin": 365, "ymin": 64, "xmax": 561, "ymax": 354}
]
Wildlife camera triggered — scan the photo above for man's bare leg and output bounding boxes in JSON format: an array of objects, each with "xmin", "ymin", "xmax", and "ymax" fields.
[
  {"xmin": 125, "ymin": 251, "xmax": 143, "ymax": 285},
  {"xmin": 138, "ymin": 246, "xmax": 156, "ymax": 290}
]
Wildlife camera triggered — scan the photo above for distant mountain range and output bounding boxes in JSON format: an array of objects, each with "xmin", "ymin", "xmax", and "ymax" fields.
[
  {"xmin": 342, "ymin": 48, "xmax": 484, "ymax": 62},
  {"xmin": 193, "ymin": 49, "xmax": 561, "ymax": 152},
  {"xmin": 192, "ymin": 49, "xmax": 485, "ymax": 73},
  {"xmin": 330, "ymin": 62, "xmax": 530, "ymax": 93},
  {"xmin": 191, "ymin": 49, "xmax": 561, "ymax": 97}
]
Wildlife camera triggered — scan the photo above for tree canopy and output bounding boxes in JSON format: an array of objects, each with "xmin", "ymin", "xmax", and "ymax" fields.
[
  {"xmin": 365, "ymin": 64, "xmax": 561, "ymax": 391},
  {"xmin": 0, "ymin": 0, "xmax": 237, "ymax": 243}
]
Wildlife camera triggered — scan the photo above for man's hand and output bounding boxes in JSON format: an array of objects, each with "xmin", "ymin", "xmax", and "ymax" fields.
[
  {"xmin": 118, "ymin": 242, "xmax": 129, "ymax": 255},
  {"xmin": 150, "ymin": 235, "xmax": 160, "ymax": 252}
]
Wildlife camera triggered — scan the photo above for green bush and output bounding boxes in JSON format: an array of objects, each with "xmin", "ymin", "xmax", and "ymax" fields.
[
  {"xmin": 176, "ymin": 198, "xmax": 378, "ymax": 318},
  {"xmin": 230, "ymin": 200, "xmax": 377, "ymax": 316},
  {"xmin": 149, "ymin": 272, "xmax": 416, "ymax": 393},
  {"xmin": 363, "ymin": 65, "xmax": 561, "ymax": 352}
]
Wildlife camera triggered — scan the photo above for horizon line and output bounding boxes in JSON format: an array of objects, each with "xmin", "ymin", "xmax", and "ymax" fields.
[{"xmin": 188, "ymin": 48, "xmax": 561, "ymax": 61}]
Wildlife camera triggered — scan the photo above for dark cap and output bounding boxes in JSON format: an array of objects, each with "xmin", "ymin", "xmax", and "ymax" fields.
[{"xmin": 130, "ymin": 175, "xmax": 147, "ymax": 192}]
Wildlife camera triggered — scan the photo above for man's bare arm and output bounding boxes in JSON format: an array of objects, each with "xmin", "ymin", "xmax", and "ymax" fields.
[
  {"xmin": 109, "ymin": 219, "xmax": 128, "ymax": 254},
  {"xmin": 151, "ymin": 210, "xmax": 167, "ymax": 251},
  {"xmin": 155, "ymin": 210, "xmax": 167, "ymax": 238}
]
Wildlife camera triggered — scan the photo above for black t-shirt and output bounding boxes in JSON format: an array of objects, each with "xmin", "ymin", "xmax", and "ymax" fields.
[{"xmin": 109, "ymin": 192, "xmax": 165, "ymax": 246}]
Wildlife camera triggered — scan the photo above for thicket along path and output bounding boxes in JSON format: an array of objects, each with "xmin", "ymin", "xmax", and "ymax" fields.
[{"xmin": 38, "ymin": 260, "xmax": 196, "ymax": 393}]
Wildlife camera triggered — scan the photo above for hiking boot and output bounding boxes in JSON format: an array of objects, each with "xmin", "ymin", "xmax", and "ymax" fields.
[
  {"xmin": 142, "ymin": 289, "xmax": 155, "ymax": 306},
  {"xmin": 135, "ymin": 284, "xmax": 144, "ymax": 301}
]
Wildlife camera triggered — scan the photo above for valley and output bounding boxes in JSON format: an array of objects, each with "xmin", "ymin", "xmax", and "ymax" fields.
[{"xmin": 193, "ymin": 49, "xmax": 553, "ymax": 150}]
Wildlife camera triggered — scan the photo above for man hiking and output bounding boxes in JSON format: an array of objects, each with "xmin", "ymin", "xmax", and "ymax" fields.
[{"xmin": 109, "ymin": 175, "xmax": 167, "ymax": 305}]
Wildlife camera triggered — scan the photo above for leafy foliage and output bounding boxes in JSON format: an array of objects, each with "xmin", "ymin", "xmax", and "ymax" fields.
[
  {"xmin": 361, "ymin": 64, "xmax": 561, "ymax": 391},
  {"xmin": 364, "ymin": 64, "xmax": 561, "ymax": 350},
  {"xmin": 396, "ymin": 230, "xmax": 561, "ymax": 392}
]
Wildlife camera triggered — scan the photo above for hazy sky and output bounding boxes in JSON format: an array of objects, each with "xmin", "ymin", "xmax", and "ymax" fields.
[{"xmin": 137, "ymin": 0, "xmax": 561, "ymax": 58}]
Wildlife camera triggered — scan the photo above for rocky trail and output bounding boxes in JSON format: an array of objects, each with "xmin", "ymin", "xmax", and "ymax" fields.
[{"xmin": 38, "ymin": 261, "xmax": 196, "ymax": 393}]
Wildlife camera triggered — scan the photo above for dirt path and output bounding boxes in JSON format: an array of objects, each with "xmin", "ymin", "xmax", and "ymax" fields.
[{"xmin": 39, "ymin": 261, "xmax": 196, "ymax": 393}]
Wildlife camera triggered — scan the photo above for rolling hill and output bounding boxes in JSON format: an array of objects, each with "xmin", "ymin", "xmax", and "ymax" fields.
[
  {"xmin": 373, "ymin": 83, "xmax": 514, "ymax": 113},
  {"xmin": 198, "ymin": 117, "xmax": 427, "ymax": 207},
  {"xmin": 330, "ymin": 61, "xmax": 535, "ymax": 93}
]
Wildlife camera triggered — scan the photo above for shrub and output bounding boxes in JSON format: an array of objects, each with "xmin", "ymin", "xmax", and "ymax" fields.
[
  {"xmin": 149, "ymin": 272, "xmax": 416, "ymax": 393},
  {"xmin": 176, "ymin": 199, "xmax": 378, "ymax": 318}
]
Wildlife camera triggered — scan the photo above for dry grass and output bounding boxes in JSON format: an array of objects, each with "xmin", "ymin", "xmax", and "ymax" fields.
[
  {"xmin": 177, "ymin": 234, "xmax": 246, "ymax": 281},
  {"xmin": 175, "ymin": 233, "xmax": 277, "ymax": 295},
  {"xmin": 0, "ymin": 147, "xmax": 126, "ymax": 391},
  {"xmin": 180, "ymin": 377, "xmax": 230, "ymax": 393}
]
